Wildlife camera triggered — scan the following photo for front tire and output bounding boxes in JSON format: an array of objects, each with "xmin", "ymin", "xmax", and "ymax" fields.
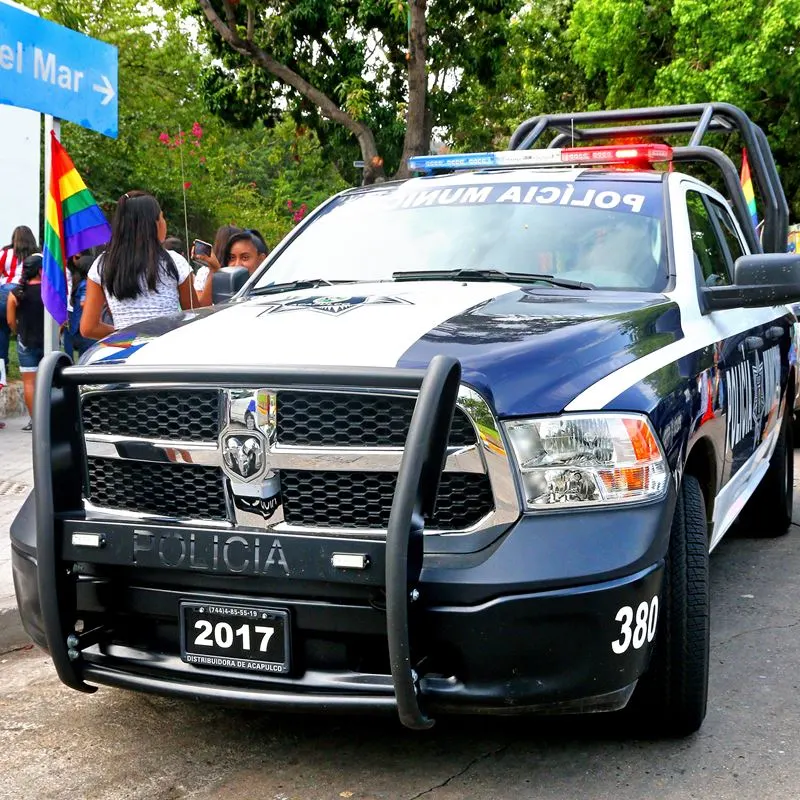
[{"xmin": 628, "ymin": 474, "xmax": 710, "ymax": 737}]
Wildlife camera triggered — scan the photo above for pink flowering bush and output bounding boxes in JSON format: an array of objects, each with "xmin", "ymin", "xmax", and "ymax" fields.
[
  {"xmin": 286, "ymin": 200, "xmax": 308, "ymax": 224},
  {"xmin": 158, "ymin": 122, "xmax": 203, "ymax": 151},
  {"xmin": 158, "ymin": 123, "xmax": 205, "ymax": 198}
]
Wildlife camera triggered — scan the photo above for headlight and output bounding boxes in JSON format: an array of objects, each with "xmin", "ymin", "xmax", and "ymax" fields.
[{"xmin": 503, "ymin": 413, "xmax": 668, "ymax": 509}]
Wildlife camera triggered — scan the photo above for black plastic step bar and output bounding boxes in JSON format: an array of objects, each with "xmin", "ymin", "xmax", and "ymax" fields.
[
  {"xmin": 33, "ymin": 353, "xmax": 462, "ymax": 728},
  {"xmin": 509, "ymin": 103, "xmax": 789, "ymax": 256}
]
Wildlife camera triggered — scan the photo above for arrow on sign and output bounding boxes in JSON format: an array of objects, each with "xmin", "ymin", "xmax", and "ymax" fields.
[{"xmin": 92, "ymin": 74, "xmax": 115, "ymax": 106}]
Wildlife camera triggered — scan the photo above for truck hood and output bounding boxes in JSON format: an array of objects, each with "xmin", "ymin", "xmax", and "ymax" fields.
[{"xmin": 82, "ymin": 281, "xmax": 682, "ymax": 416}]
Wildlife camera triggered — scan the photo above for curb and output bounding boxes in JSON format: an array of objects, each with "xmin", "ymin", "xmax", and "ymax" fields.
[
  {"xmin": 0, "ymin": 605, "xmax": 30, "ymax": 653},
  {"xmin": 0, "ymin": 381, "xmax": 26, "ymax": 419}
]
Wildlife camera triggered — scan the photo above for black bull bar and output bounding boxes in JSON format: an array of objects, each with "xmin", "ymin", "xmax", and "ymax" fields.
[{"xmin": 33, "ymin": 352, "xmax": 463, "ymax": 730}]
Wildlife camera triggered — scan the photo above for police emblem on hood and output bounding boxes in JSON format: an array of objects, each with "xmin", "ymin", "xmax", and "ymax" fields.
[{"xmin": 259, "ymin": 295, "xmax": 412, "ymax": 317}]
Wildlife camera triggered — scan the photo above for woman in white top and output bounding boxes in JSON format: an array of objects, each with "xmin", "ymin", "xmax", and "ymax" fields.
[{"xmin": 81, "ymin": 191, "xmax": 209, "ymax": 339}]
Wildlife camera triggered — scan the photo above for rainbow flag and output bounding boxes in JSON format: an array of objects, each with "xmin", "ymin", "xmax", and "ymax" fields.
[
  {"xmin": 740, "ymin": 148, "xmax": 758, "ymax": 232},
  {"xmin": 42, "ymin": 131, "xmax": 112, "ymax": 324}
]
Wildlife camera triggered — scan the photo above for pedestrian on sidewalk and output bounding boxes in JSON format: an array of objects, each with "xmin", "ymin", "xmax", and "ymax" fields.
[
  {"xmin": 81, "ymin": 191, "xmax": 208, "ymax": 339},
  {"xmin": 63, "ymin": 252, "xmax": 97, "ymax": 360},
  {"xmin": 0, "ymin": 226, "xmax": 38, "ymax": 374},
  {"xmin": 0, "ymin": 344, "xmax": 5, "ymax": 430},
  {"xmin": 6, "ymin": 254, "xmax": 45, "ymax": 431}
]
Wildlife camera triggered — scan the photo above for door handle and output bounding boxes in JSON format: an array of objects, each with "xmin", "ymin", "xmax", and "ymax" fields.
[
  {"xmin": 766, "ymin": 325, "xmax": 784, "ymax": 341},
  {"xmin": 741, "ymin": 336, "xmax": 764, "ymax": 353}
]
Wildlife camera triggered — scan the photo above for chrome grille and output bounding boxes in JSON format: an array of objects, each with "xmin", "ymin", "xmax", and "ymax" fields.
[
  {"xmin": 80, "ymin": 384, "xmax": 516, "ymax": 538},
  {"xmin": 87, "ymin": 457, "xmax": 227, "ymax": 521},
  {"xmin": 277, "ymin": 391, "xmax": 476, "ymax": 448},
  {"xmin": 281, "ymin": 470, "xmax": 493, "ymax": 529},
  {"xmin": 82, "ymin": 389, "xmax": 220, "ymax": 442}
]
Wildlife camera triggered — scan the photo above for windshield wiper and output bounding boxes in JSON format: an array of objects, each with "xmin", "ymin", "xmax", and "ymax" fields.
[
  {"xmin": 249, "ymin": 278, "xmax": 356, "ymax": 296},
  {"xmin": 391, "ymin": 268, "xmax": 593, "ymax": 290}
]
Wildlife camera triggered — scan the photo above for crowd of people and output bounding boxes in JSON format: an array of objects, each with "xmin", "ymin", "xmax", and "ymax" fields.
[{"xmin": 0, "ymin": 190, "xmax": 270, "ymax": 431}]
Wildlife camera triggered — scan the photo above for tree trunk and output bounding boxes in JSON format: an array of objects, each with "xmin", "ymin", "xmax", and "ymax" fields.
[
  {"xmin": 394, "ymin": 0, "xmax": 429, "ymax": 180},
  {"xmin": 196, "ymin": 0, "xmax": 386, "ymax": 184}
]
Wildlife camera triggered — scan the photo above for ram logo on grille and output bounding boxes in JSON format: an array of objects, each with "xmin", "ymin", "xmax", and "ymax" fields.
[{"xmin": 222, "ymin": 433, "xmax": 267, "ymax": 482}]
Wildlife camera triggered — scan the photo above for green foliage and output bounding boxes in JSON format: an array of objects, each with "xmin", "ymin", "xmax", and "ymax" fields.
[
  {"xmin": 22, "ymin": 0, "xmax": 800, "ymax": 231},
  {"xmin": 7, "ymin": 339, "xmax": 19, "ymax": 383},
  {"xmin": 26, "ymin": 0, "xmax": 347, "ymax": 250},
  {"xmin": 448, "ymin": 0, "xmax": 605, "ymax": 151},
  {"xmin": 181, "ymin": 0, "xmax": 523, "ymax": 178},
  {"xmin": 569, "ymin": 0, "xmax": 800, "ymax": 218}
]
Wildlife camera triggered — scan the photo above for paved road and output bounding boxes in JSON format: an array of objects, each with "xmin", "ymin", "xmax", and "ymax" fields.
[{"xmin": 1, "ymin": 434, "xmax": 799, "ymax": 799}]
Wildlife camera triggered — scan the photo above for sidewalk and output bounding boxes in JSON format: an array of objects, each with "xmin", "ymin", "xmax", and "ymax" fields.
[{"xmin": 1, "ymin": 418, "xmax": 34, "ymax": 648}]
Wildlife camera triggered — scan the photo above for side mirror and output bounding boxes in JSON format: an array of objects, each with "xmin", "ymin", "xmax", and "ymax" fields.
[
  {"xmin": 703, "ymin": 253, "xmax": 800, "ymax": 310},
  {"xmin": 211, "ymin": 266, "xmax": 249, "ymax": 304}
]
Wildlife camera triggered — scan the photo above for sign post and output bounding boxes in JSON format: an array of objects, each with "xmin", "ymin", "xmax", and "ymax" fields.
[
  {"xmin": 0, "ymin": 2, "xmax": 117, "ymax": 354},
  {"xmin": 43, "ymin": 115, "xmax": 60, "ymax": 354}
]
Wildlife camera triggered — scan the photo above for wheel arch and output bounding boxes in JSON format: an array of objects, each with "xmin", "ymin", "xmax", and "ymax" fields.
[{"xmin": 682, "ymin": 437, "xmax": 717, "ymax": 530}]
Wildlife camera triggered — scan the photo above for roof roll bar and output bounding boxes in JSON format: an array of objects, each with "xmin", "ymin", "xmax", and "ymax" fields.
[{"xmin": 509, "ymin": 103, "xmax": 789, "ymax": 254}]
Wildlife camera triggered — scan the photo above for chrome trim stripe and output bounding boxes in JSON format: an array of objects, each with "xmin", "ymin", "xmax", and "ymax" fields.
[
  {"xmin": 456, "ymin": 386, "xmax": 520, "ymax": 532},
  {"xmin": 84, "ymin": 436, "xmax": 483, "ymax": 474},
  {"xmin": 83, "ymin": 500, "xmax": 234, "ymax": 529},
  {"xmin": 272, "ymin": 508, "xmax": 499, "ymax": 538},
  {"xmin": 85, "ymin": 436, "xmax": 220, "ymax": 466},
  {"xmin": 269, "ymin": 444, "xmax": 484, "ymax": 474}
]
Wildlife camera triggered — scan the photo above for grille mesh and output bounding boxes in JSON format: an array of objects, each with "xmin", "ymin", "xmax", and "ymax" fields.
[
  {"xmin": 281, "ymin": 470, "xmax": 493, "ymax": 529},
  {"xmin": 277, "ymin": 392, "xmax": 476, "ymax": 448},
  {"xmin": 87, "ymin": 457, "xmax": 227, "ymax": 521},
  {"xmin": 82, "ymin": 390, "xmax": 220, "ymax": 442}
]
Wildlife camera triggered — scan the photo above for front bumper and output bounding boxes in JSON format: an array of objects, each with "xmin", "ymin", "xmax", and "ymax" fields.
[
  {"xmin": 12, "ymin": 352, "xmax": 674, "ymax": 727},
  {"xmin": 12, "ymin": 492, "xmax": 671, "ymax": 717}
]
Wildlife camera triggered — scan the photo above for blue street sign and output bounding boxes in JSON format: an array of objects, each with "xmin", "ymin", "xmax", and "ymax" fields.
[{"xmin": 0, "ymin": 2, "xmax": 118, "ymax": 138}]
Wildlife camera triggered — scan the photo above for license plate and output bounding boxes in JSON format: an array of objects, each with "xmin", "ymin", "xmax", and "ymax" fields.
[{"xmin": 180, "ymin": 602, "xmax": 290, "ymax": 674}]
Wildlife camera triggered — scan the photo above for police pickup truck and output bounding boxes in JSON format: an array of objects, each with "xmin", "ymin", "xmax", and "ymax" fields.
[{"xmin": 11, "ymin": 103, "xmax": 800, "ymax": 736}]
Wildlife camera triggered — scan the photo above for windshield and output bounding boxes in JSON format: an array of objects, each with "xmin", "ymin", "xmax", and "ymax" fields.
[{"xmin": 252, "ymin": 178, "xmax": 668, "ymax": 292}]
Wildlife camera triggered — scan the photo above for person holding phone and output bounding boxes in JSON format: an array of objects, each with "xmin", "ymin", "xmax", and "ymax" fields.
[
  {"xmin": 192, "ymin": 224, "xmax": 242, "ymax": 303},
  {"xmin": 192, "ymin": 227, "xmax": 268, "ymax": 303}
]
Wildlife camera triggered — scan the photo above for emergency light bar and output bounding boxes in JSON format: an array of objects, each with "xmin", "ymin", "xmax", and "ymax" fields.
[{"xmin": 408, "ymin": 144, "xmax": 673, "ymax": 173}]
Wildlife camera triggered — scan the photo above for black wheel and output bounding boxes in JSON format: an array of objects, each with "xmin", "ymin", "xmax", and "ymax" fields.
[
  {"xmin": 740, "ymin": 411, "xmax": 793, "ymax": 536},
  {"xmin": 628, "ymin": 474, "xmax": 709, "ymax": 737},
  {"xmin": 245, "ymin": 411, "xmax": 255, "ymax": 430}
]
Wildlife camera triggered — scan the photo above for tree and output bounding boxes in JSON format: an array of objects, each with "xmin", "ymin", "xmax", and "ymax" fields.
[
  {"xmin": 569, "ymin": 0, "xmax": 800, "ymax": 219},
  {"xmin": 448, "ymin": 0, "xmax": 605, "ymax": 152},
  {"xmin": 187, "ymin": 0, "xmax": 521, "ymax": 183},
  {"xmin": 27, "ymin": 0, "xmax": 347, "ymax": 248}
]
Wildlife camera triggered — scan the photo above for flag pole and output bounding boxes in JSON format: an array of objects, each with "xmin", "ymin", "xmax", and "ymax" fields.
[{"xmin": 43, "ymin": 115, "xmax": 61, "ymax": 355}]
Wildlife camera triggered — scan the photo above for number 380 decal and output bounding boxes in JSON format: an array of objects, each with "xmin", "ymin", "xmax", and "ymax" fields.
[{"xmin": 612, "ymin": 596, "xmax": 659, "ymax": 654}]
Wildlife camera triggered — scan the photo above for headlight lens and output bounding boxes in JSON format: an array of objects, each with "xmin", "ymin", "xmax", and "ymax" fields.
[{"xmin": 503, "ymin": 414, "xmax": 668, "ymax": 509}]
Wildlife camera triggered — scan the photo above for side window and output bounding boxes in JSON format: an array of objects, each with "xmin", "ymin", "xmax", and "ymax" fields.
[
  {"xmin": 686, "ymin": 191, "xmax": 731, "ymax": 287},
  {"xmin": 709, "ymin": 200, "xmax": 746, "ymax": 264}
]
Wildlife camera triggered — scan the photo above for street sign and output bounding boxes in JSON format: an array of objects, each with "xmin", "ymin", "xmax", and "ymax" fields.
[{"xmin": 0, "ymin": 1, "xmax": 117, "ymax": 138}]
